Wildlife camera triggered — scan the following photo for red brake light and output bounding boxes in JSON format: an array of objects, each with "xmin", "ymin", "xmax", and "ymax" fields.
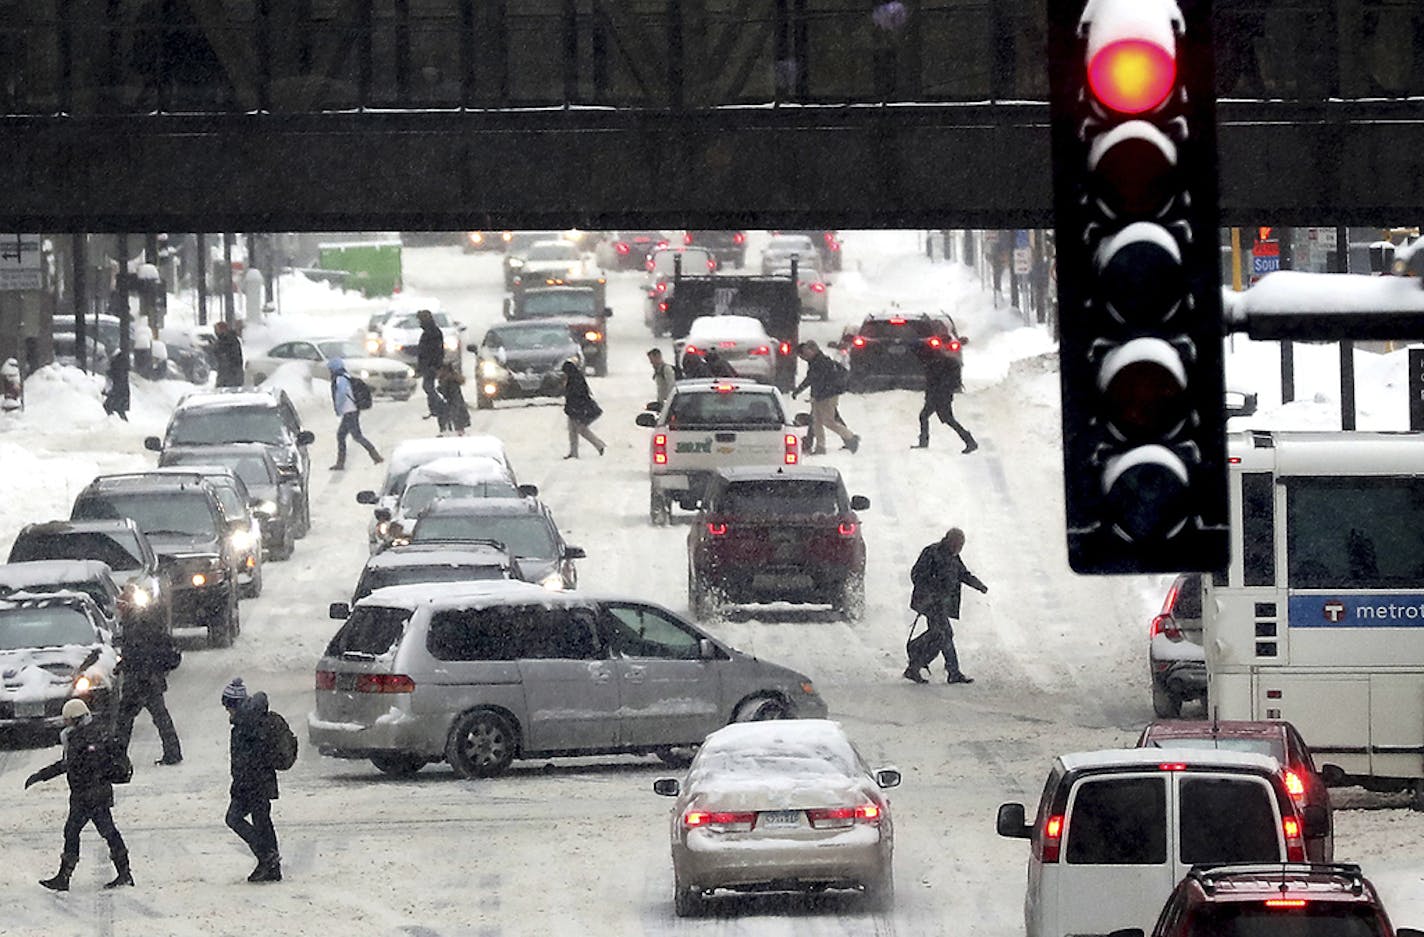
[
  {"xmin": 809, "ymin": 282, "xmax": 825, "ymax": 293},
  {"xmin": 749, "ymin": 345, "xmax": 770, "ymax": 356},
  {"xmin": 653, "ymin": 433, "xmax": 668, "ymax": 465},
  {"xmin": 658, "ymin": 301, "xmax": 668, "ymax": 312},
  {"xmin": 927, "ymin": 336, "xmax": 943, "ymax": 348},
  {"xmin": 784, "ymin": 434, "xmax": 799, "ymax": 465},
  {"xmin": 1282, "ymin": 816, "xmax": 1301, "ymax": 838},
  {"xmin": 713, "ymin": 383, "xmax": 736, "ymax": 393},
  {"xmin": 733, "ymin": 232, "xmax": 745, "ymax": 244},
  {"xmin": 806, "ymin": 803, "xmax": 880, "ymax": 829},
  {"xmin": 656, "ymin": 240, "xmax": 669, "ymax": 249},
  {"xmin": 838, "ymin": 521, "xmax": 859, "ymax": 537},
  {"xmin": 684, "ymin": 345, "xmax": 702, "ymax": 356},
  {"xmin": 1282, "ymin": 814, "xmax": 1306, "ymax": 861},
  {"xmin": 1041, "ymin": 814, "xmax": 1064, "ymax": 863},
  {"xmin": 683, "ymin": 232, "xmax": 693, "ymax": 245},
  {"xmin": 683, "ymin": 809, "xmax": 755, "ymax": 831},
  {"xmin": 615, "ymin": 242, "xmax": 630, "ymax": 254},
  {"xmin": 315, "ymin": 670, "xmax": 336, "ymax": 690},
  {"xmin": 824, "ymin": 232, "xmax": 839, "ymax": 249},
  {"xmin": 1159, "ymin": 762, "xmax": 1187, "ymax": 771},
  {"xmin": 706, "ymin": 522, "xmax": 728, "ymax": 537},
  {"xmin": 654, "ymin": 281, "xmax": 667, "ymax": 293},
  {"xmin": 1265, "ymin": 900, "xmax": 1308, "ymax": 909},
  {"xmin": 888, "ymin": 317, "xmax": 906, "ymax": 325},
  {"xmin": 779, "ymin": 341, "xmax": 792, "ymax": 356},
  {"xmin": 1088, "ymin": 38, "xmax": 1177, "ymax": 115},
  {"xmin": 1228, "ymin": 456, "xmax": 1243, "ymax": 464},
  {"xmin": 851, "ymin": 336, "xmax": 867, "ymax": 348},
  {"xmin": 1283, "ymin": 770, "xmax": 1306, "ymax": 801},
  {"xmin": 948, "ymin": 339, "xmax": 961, "ymax": 352},
  {"xmin": 706, "ymin": 259, "xmax": 717, "ymax": 271},
  {"xmin": 1151, "ymin": 613, "xmax": 1182, "ymax": 640},
  {"xmin": 354, "ymin": 673, "xmax": 415, "ymax": 694}
]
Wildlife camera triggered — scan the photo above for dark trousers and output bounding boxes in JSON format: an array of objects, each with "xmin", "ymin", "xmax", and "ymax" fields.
[
  {"xmin": 63, "ymin": 801, "xmax": 126, "ymax": 858},
  {"xmin": 907, "ymin": 611, "xmax": 961, "ymax": 675},
  {"xmin": 919, "ymin": 395, "xmax": 974, "ymax": 445},
  {"xmin": 335, "ymin": 411, "xmax": 379, "ymax": 466},
  {"xmin": 226, "ymin": 795, "xmax": 279, "ymax": 860},
  {"xmin": 114, "ymin": 679, "xmax": 182, "ymax": 761},
  {"xmin": 422, "ymin": 370, "xmax": 445, "ymax": 421}
]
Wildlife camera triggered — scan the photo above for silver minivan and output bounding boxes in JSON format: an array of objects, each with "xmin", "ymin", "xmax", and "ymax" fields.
[{"xmin": 308, "ymin": 581, "xmax": 828, "ymax": 777}]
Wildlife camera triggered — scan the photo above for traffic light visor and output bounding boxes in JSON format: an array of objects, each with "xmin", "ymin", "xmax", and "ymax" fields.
[{"xmin": 1088, "ymin": 39, "xmax": 1176, "ymax": 114}]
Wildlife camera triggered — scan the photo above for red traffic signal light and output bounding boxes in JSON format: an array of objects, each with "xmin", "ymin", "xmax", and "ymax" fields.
[{"xmin": 1087, "ymin": 38, "xmax": 1177, "ymax": 114}]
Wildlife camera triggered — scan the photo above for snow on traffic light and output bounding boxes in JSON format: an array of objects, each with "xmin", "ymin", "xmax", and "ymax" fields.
[{"xmin": 1049, "ymin": 0, "xmax": 1229, "ymax": 574}]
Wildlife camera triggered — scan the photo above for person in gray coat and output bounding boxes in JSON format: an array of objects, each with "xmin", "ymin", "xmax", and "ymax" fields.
[
  {"xmin": 648, "ymin": 348, "xmax": 677, "ymax": 407},
  {"xmin": 904, "ymin": 527, "xmax": 988, "ymax": 684}
]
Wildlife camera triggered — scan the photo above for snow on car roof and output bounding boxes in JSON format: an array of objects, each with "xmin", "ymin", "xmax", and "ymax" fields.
[
  {"xmin": 671, "ymin": 379, "xmax": 780, "ymax": 395},
  {"xmin": 405, "ymin": 456, "xmax": 513, "ymax": 487},
  {"xmin": 363, "ymin": 547, "xmax": 509, "ymax": 570},
  {"xmin": 355, "ymin": 579, "xmax": 588, "ymax": 612},
  {"xmin": 0, "ymin": 561, "xmax": 116, "ymax": 588},
  {"xmin": 689, "ymin": 721, "xmax": 865, "ymax": 792},
  {"xmin": 686, "ymin": 315, "xmax": 770, "ymax": 340},
  {"xmin": 1058, "ymin": 747, "xmax": 1283, "ymax": 773},
  {"xmin": 388, "ymin": 436, "xmax": 510, "ymax": 474},
  {"xmin": 176, "ymin": 391, "xmax": 279, "ymax": 411}
]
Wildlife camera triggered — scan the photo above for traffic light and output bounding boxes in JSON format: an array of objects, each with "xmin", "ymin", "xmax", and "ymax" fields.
[{"xmin": 1048, "ymin": 0, "xmax": 1228, "ymax": 574}]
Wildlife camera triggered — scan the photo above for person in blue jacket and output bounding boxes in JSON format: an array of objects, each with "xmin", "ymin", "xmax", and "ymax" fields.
[{"xmin": 327, "ymin": 358, "xmax": 383, "ymax": 470}]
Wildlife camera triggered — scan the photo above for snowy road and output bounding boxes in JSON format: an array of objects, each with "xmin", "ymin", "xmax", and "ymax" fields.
[{"xmin": 1, "ymin": 233, "xmax": 1421, "ymax": 936}]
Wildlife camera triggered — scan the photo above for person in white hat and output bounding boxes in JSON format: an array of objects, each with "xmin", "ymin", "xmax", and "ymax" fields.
[{"xmin": 25, "ymin": 698, "xmax": 134, "ymax": 891}]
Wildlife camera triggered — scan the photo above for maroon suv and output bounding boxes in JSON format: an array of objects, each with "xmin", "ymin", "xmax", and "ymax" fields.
[
  {"xmin": 687, "ymin": 466, "xmax": 868, "ymax": 621},
  {"xmin": 1137, "ymin": 719, "xmax": 1333, "ymax": 862}
]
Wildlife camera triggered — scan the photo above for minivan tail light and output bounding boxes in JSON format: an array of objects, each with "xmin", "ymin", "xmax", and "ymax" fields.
[
  {"xmin": 684, "ymin": 809, "xmax": 755, "ymax": 832},
  {"xmin": 1041, "ymin": 814, "xmax": 1064, "ymax": 863},
  {"xmin": 354, "ymin": 673, "xmax": 415, "ymax": 694},
  {"xmin": 784, "ymin": 434, "xmax": 799, "ymax": 465},
  {"xmin": 1283, "ymin": 770, "xmax": 1306, "ymax": 802},
  {"xmin": 315, "ymin": 670, "xmax": 336, "ymax": 690}
]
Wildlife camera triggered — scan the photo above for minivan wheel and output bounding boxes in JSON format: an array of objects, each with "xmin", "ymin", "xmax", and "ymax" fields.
[
  {"xmin": 370, "ymin": 753, "xmax": 428, "ymax": 777},
  {"xmin": 1151, "ymin": 683, "xmax": 1182, "ymax": 718},
  {"xmin": 734, "ymin": 697, "xmax": 790, "ymax": 723},
  {"xmin": 446, "ymin": 710, "xmax": 516, "ymax": 779}
]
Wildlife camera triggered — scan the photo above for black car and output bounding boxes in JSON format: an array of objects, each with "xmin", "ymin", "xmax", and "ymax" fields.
[
  {"xmin": 682, "ymin": 230, "xmax": 747, "ymax": 268},
  {"xmin": 838, "ymin": 311, "xmax": 963, "ymax": 391},
  {"xmin": 409, "ymin": 498, "xmax": 585, "ymax": 591},
  {"xmin": 603, "ymin": 230, "xmax": 669, "ymax": 270},
  {"xmin": 7, "ymin": 519, "xmax": 171, "ymax": 634},
  {"xmin": 503, "ymin": 284, "xmax": 611, "ymax": 376},
  {"xmin": 149, "ymin": 465, "xmax": 266, "ymax": 598},
  {"xmin": 159, "ymin": 443, "xmax": 297, "ymax": 561},
  {"xmin": 70, "ymin": 474, "xmax": 242, "ymax": 648},
  {"xmin": 471, "ymin": 321, "xmax": 583, "ymax": 409},
  {"xmin": 145, "ymin": 387, "xmax": 315, "ymax": 538}
]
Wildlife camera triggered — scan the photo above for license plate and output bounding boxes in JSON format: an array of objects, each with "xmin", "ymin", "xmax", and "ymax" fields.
[
  {"xmin": 759, "ymin": 810, "xmax": 802, "ymax": 829},
  {"xmin": 14, "ymin": 700, "xmax": 47, "ymax": 718},
  {"xmin": 888, "ymin": 345, "xmax": 907, "ymax": 355},
  {"xmin": 515, "ymin": 375, "xmax": 543, "ymax": 391}
]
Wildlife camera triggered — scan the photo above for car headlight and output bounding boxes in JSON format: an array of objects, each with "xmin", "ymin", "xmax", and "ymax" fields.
[
  {"xmin": 539, "ymin": 572, "xmax": 566, "ymax": 591},
  {"xmin": 444, "ymin": 337, "xmax": 458, "ymax": 351},
  {"xmin": 359, "ymin": 369, "xmax": 370, "ymax": 379},
  {"xmin": 583, "ymin": 330, "xmax": 603, "ymax": 343},
  {"xmin": 375, "ymin": 521, "xmax": 391, "ymax": 538},
  {"xmin": 126, "ymin": 586, "xmax": 152, "ymax": 608},
  {"xmin": 365, "ymin": 337, "xmax": 382, "ymax": 354},
  {"xmin": 230, "ymin": 529, "xmax": 254, "ymax": 551},
  {"xmin": 74, "ymin": 670, "xmax": 104, "ymax": 693},
  {"xmin": 479, "ymin": 360, "xmax": 505, "ymax": 378},
  {"xmin": 509, "ymin": 258, "xmax": 524, "ymax": 268}
]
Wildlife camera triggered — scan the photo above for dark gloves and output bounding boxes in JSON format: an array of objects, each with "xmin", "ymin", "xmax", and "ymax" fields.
[{"xmin": 24, "ymin": 772, "xmax": 41, "ymax": 789}]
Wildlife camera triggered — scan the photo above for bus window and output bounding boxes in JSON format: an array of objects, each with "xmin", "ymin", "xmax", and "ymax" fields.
[
  {"xmin": 1285, "ymin": 477, "xmax": 1424, "ymax": 589},
  {"xmin": 1241, "ymin": 473, "xmax": 1275, "ymax": 587}
]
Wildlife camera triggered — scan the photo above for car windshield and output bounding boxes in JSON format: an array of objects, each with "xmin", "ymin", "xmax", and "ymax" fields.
[
  {"xmin": 861, "ymin": 319, "xmax": 941, "ymax": 339},
  {"xmin": 527, "ymin": 243, "xmax": 578, "ymax": 261},
  {"xmin": 668, "ymin": 392, "xmax": 783, "ymax": 429},
  {"xmin": 413, "ymin": 515, "xmax": 556, "ymax": 558},
  {"xmin": 0, "ymin": 606, "xmax": 96, "ymax": 650},
  {"xmin": 400, "ymin": 482, "xmax": 519, "ymax": 515},
  {"xmin": 166, "ymin": 451, "xmax": 274, "ymax": 488},
  {"xmin": 355, "ymin": 564, "xmax": 506, "ymax": 600},
  {"xmin": 169, "ymin": 408, "xmax": 285, "ymax": 446},
  {"xmin": 73, "ymin": 493, "xmax": 218, "ymax": 539},
  {"xmin": 489, "ymin": 326, "xmax": 573, "ymax": 349},
  {"xmin": 10, "ymin": 532, "xmax": 143, "ymax": 572},
  {"xmin": 317, "ymin": 340, "xmax": 366, "ymax": 359},
  {"xmin": 517, "ymin": 293, "xmax": 596, "ymax": 319},
  {"xmin": 1145, "ymin": 737, "xmax": 1284, "ymax": 761},
  {"xmin": 1186, "ymin": 904, "xmax": 1385, "ymax": 937},
  {"xmin": 718, "ymin": 480, "xmax": 842, "ymax": 516}
]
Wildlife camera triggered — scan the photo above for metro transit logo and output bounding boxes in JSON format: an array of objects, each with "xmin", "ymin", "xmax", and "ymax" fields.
[
  {"xmin": 1322, "ymin": 601, "xmax": 1346, "ymax": 623},
  {"xmin": 1290, "ymin": 594, "xmax": 1424, "ymax": 628}
]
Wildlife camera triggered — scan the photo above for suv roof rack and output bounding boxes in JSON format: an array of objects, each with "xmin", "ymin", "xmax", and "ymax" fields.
[{"xmin": 1189, "ymin": 862, "xmax": 1365, "ymax": 897}]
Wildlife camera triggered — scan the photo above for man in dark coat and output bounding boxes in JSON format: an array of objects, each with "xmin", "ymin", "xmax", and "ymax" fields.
[
  {"xmin": 222, "ymin": 677, "xmax": 282, "ymax": 882},
  {"xmin": 112, "ymin": 623, "xmax": 183, "ymax": 765},
  {"xmin": 25, "ymin": 698, "xmax": 134, "ymax": 891},
  {"xmin": 212, "ymin": 320, "xmax": 244, "ymax": 388},
  {"xmin": 913, "ymin": 343, "xmax": 977, "ymax": 453},
  {"xmin": 904, "ymin": 527, "xmax": 988, "ymax": 685},
  {"xmin": 415, "ymin": 309, "xmax": 447, "ymax": 422}
]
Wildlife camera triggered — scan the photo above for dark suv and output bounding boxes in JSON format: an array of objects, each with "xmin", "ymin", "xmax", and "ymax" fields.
[
  {"xmin": 70, "ymin": 474, "xmax": 242, "ymax": 647},
  {"xmin": 145, "ymin": 388, "xmax": 315, "ymax": 538},
  {"xmin": 1133, "ymin": 863, "xmax": 1423, "ymax": 937},
  {"xmin": 687, "ymin": 466, "xmax": 869, "ymax": 621},
  {"xmin": 683, "ymin": 230, "xmax": 747, "ymax": 268},
  {"xmin": 839, "ymin": 311, "xmax": 962, "ymax": 391},
  {"xmin": 159, "ymin": 443, "xmax": 297, "ymax": 561},
  {"xmin": 8, "ymin": 519, "xmax": 171, "ymax": 633}
]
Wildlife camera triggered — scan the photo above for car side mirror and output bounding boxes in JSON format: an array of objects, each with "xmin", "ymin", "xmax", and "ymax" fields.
[
  {"xmin": 502, "ymin": 298, "xmax": 511, "ymax": 320},
  {"xmin": 144, "ymin": 436, "xmax": 163, "ymax": 452},
  {"xmin": 698, "ymin": 638, "xmax": 717, "ymax": 660},
  {"xmin": 466, "ymin": 343, "xmax": 479, "ymax": 353},
  {"xmin": 517, "ymin": 484, "xmax": 540, "ymax": 498},
  {"xmin": 1303, "ymin": 804, "xmax": 1329, "ymax": 838},
  {"xmin": 296, "ymin": 430, "xmax": 316, "ymax": 446},
  {"xmin": 373, "ymin": 508, "xmax": 392, "ymax": 523},
  {"xmin": 356, "ymin": 490, "xmax": 378, "ymax": 505},
  {"xmin": 1225, "ymin": 389, "xmax": 1259, "ymax": 418},
  {"xmin": 564, "ymin": 545, "xmax": 586, "ymax": 560},
  {"xmin": 996, "ymin": 803, "xmax": 1032, "ymax": 839},
  {"xmin": 328, "ymin": 602, "xmax": 350, "ymax": 620},
  {"xmin": 635, "ymin": 411, "xmax": 658, "ymax": 428},
  {"xmin": 850, "ymin": 495, "xmax": 870, "ymax": 511},
  {"xmin": 875, "ymin": 768, "xmax": 902, "ymax": 789},
  {"xmin": 1394, "ymin": 929, "xmax": 1424, "ymax": 937},
  {"xmin": 603, "ymin": 306, "xmax": 613, "ymax": 318},
  {"xmin": 793, "ymin": 412, "xmax": 812, "ymax": 427},
  {"xmin": 652, "ymin": 778, "xmax": 681, "ymax": 797}
]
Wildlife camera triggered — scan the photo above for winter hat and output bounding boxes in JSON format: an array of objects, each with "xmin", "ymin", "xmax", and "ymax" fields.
[
  {"xmin": 222, "ymin": 677, "xmax": 250, "ymax": 707},
  {"xmin": 61, "ymin": 698, "xmax": 90, "ymax": 721},
  {"xmin": 326, "ymin": 358, "xmax": 345, "ymax": 373}
]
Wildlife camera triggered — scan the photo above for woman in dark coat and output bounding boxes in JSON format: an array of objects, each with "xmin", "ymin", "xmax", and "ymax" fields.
[
  {"xmin": 436, "ymin": 362, "xmax": 470, "ymax": 435},
  {"xmin": 561, "ymin": 359, "xmax": 605, "ymax": 459},
  {"xmin": 102, "ymin": 353, "xmax": 131, "ymax": 420}
]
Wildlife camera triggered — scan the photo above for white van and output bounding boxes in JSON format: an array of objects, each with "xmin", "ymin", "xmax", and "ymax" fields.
[{"xmin": 996, "ymin": 748, "xmax": 1322, "ymax": 937}]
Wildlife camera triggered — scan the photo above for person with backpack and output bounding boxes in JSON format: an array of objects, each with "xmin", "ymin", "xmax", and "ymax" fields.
[
  {"xmin": 112, "ymin": 621, "xmax": 184, "ymax": 766},
  {"xmin": 222, "ymin": 677, "xmax": 296, "ymax": 883},
  {"xmin": 790, "ymin": 340, "xmax": 860, "ymax": 455},
  {"xmin": 326, "ymin": 357, "xmax": 383, "ymax": 471},
  {"xmin": 24, "ymin": 698, "xmax": 135, "ymax": 891}
]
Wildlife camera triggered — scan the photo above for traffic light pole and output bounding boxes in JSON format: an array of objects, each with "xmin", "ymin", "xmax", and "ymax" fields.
[{"xmin": 1334, "ymin": 224, "xmax": 1356, "ymax": 430}]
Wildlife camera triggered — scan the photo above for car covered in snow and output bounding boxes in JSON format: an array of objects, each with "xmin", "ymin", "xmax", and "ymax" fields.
[
  {"xmin": 309, "ymin": 580, "xmax": 828, "ymax": 778},
  {"xmin": 0, "ymin": 560, "xmax": 123, "ymax": 634},
  {"xmin": 360, "ymin": 456, "xmax": 535, "ymax": 552},
  {"xmin": 652, "ymin": 719, "xmax": 898, "ymax": 916},
  {"xmin": 675, "ymin": 315, "xmax": 780, "ymax": 384},
  {"xmin": 0, "ymin": 593, "xmax": 121, "ymax": 731},
  {"xmin": 348, "ymin": 541, "xmax": 522, "ymax": 603}
]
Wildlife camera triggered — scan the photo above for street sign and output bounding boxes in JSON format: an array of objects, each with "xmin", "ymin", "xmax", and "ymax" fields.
[
  {"xmin": 1411, "ymin": 348, "xmax": 1424, "ymax": 431},
  {"xmin": 1308, "ymin": 227, "xmax": 1338, "ymax": 251},
  {"xmin": 1013, "ymin": 230, "xmax": 1032, "ymax": 275},
  {"xmin": 0, "ymin": 233, "xmax": 42, "ymax": 291},
  {"xmin": 1251, "ymin": 238, "xmax": 1281, "ymax": 282}
]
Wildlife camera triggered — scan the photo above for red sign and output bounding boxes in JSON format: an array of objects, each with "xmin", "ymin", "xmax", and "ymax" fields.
[{"xmin": 1252, "ymin": 239, "xmax": 1280, "ymax": 258}]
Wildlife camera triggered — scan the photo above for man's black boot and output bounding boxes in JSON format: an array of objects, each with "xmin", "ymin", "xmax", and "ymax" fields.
[
  {"xmin": 40, "ymin": 853, "xmax": 78, "ymax": 891},
  {"xmin": 104, "ymin": 849, "xmax": 134, "ymax": 888}
]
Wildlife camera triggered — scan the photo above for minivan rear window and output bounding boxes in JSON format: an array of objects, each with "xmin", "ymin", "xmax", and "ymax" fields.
[
  {"xmin": 326, "ymin": 606, "xmax": 411, "ymax": 659},
  {"xmin": 1065, "ymin": 776, "xmax": 1166, "ymax": 865},
  {"xmin": 1179, "ymin": 777, "xmax": 1281, "ymax": 864},
  {"xmin": 1186, "ymin": 904, "xmax": 1385, "ymax": 937},
  {"xmin": 427, "ymin": 606, "xmax": 600, "ymax": 661}
]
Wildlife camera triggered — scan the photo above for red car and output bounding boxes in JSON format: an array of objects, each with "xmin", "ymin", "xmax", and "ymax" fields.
[
  {"xmin": 1136, "ymin": 719, "xmax": 1333, "ymax": 862},
  {"xmin": 687, "ymin": 465, "xmax": 868, "ymax": 621}
]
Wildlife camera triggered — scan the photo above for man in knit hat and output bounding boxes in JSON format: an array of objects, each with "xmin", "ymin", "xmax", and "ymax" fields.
[{"xmin": 222, "ymin": 677, "xmax": 282, "ymax": 882}]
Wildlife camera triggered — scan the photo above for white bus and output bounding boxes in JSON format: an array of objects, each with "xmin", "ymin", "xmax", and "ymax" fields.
[{"xmin": 1205, "ymin": 429, "xmax": 1424, "ymax": 810}]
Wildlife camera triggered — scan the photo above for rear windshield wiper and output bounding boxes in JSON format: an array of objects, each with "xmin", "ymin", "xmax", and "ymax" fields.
[{"xmin": 340, "ymin": 650, "xmax": 377, "ymax": 661}]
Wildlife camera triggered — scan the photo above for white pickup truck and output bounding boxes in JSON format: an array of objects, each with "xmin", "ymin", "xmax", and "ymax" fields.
[{"xmin": 634, "ymin": 379, "xmax": 802, "ymax": 525}]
